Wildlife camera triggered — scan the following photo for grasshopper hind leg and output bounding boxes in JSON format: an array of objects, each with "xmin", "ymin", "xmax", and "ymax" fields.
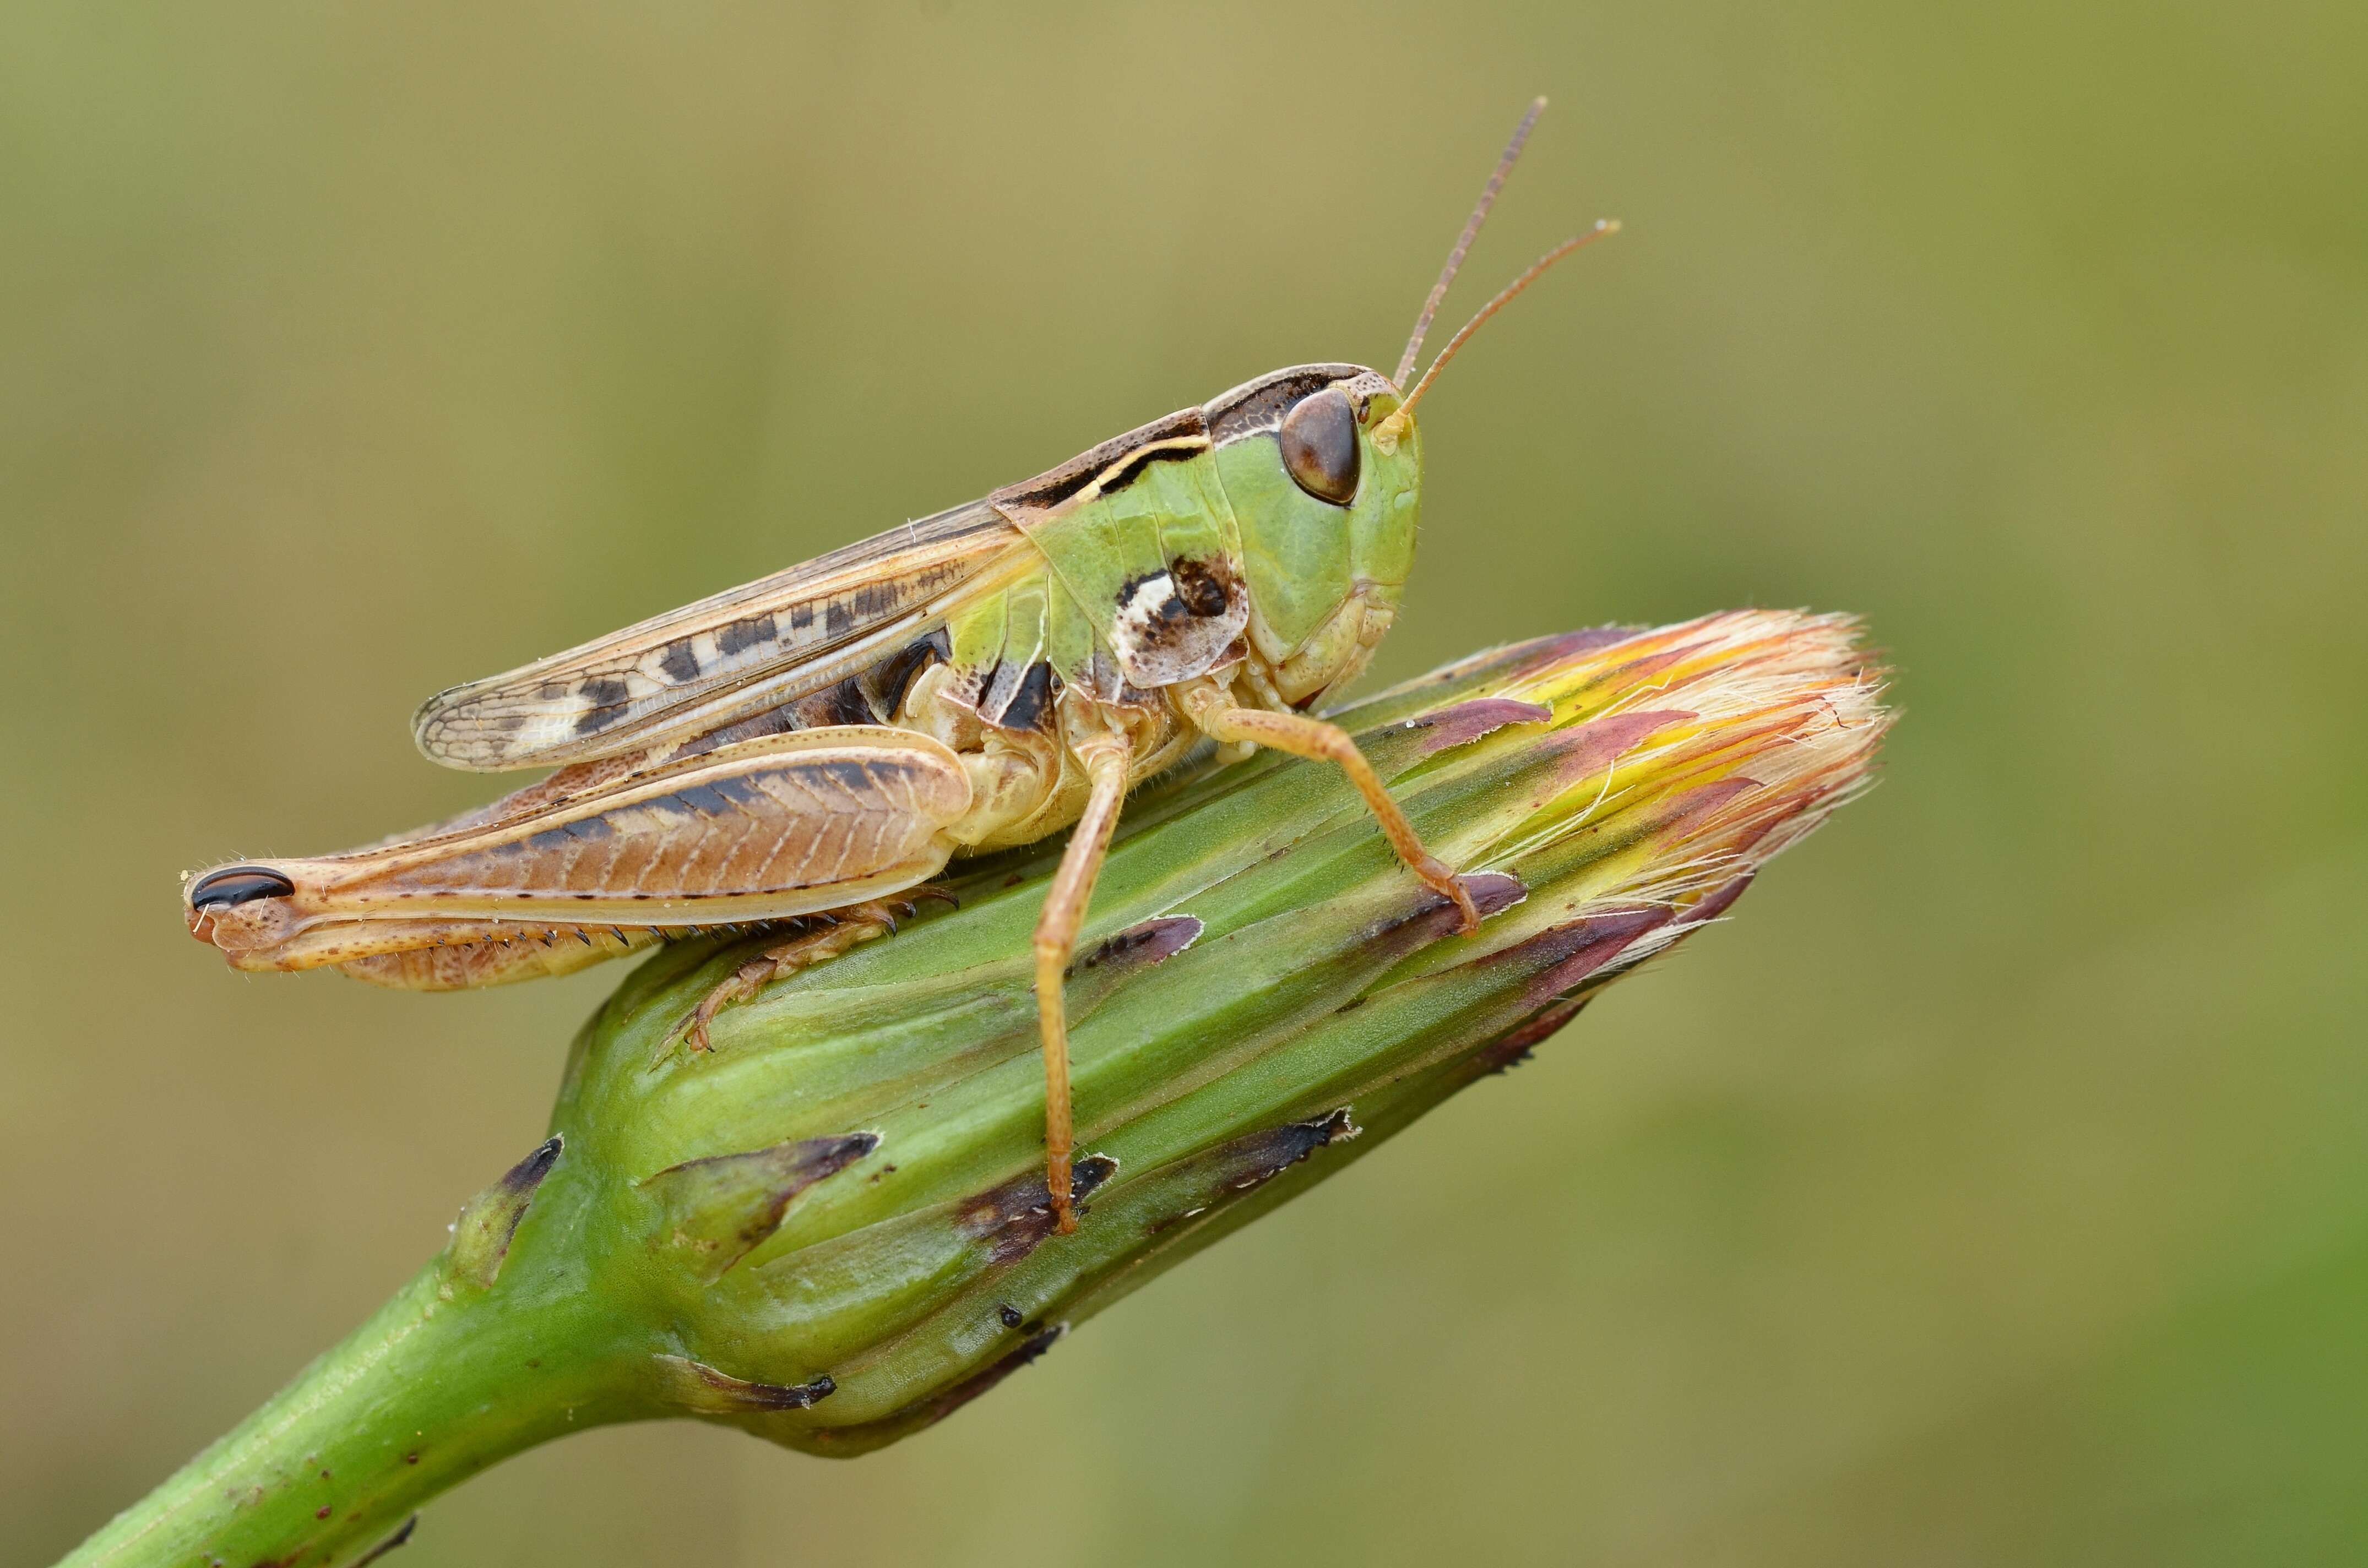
[
  {"xmin": 338, "ymin": 925, "xmax": 660, "ymax": 989},
  {"xmin": 674, "ymin": 896, "xmax": 937, "ymax": 1055}
]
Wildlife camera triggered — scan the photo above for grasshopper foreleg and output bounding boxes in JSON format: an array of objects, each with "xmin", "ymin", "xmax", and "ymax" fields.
[{"xmin": 1182, "ymin": 688, "xmax": 1481, "ymax": 933}]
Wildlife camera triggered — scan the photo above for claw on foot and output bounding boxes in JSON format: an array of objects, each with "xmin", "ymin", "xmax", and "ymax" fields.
[
  {"xmin": 1417, "ymin": 858, "xmax": 1482, "ymax": 934},
  {"xmin": 676, "ymin": 954, "xmax": 777, "ymax": 1054}
]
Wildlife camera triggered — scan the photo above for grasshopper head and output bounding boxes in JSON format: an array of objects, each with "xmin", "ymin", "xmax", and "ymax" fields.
[
  {"xmin": 1203, "ymin": 364, "xmax": 1420, "ymax": 707},
  {"xmin": 1199, "ymin": 102, "xmax": 1617, "ymax": 710}
]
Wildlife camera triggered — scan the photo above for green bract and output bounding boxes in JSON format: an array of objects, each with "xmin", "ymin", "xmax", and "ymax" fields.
[{"xmin": 67, "ymin": 612, "xmax": 1884, "ymax": 1568}]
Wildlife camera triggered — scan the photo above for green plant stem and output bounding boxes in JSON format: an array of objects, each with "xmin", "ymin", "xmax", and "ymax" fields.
[
  {"xmin": 59, "ymin": 616, "xmax": 1884, "ymax": 1566},
  {"xmin": 61, "ymin": 1261, "xmax": 630, "ymax": 1568}
]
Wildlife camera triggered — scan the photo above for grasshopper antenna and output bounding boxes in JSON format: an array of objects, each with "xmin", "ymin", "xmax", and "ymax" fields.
[
  {"xmin": 1375, "ymin": 219, "xmax": 1621, "ymax": 453},
  {"xmin": 1394, "ymin": 96, "xmax": 1547, "ymax": 388}
]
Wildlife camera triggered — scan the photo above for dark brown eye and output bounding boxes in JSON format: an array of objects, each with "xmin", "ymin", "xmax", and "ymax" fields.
[{"xmin": 1279, "ymin": 386, "xmax": 1360, "ymax": 505}]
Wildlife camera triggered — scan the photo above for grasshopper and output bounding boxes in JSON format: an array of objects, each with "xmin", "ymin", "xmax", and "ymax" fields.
[{"xmin": 184, "ymin": 100, "xmax": 1616, "ymax": 1231}]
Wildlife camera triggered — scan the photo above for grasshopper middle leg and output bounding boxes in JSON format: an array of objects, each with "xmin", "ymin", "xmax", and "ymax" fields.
[{"xmin": 1031, "ymin": 726, "xmax": 1137, "ymax": 1235}]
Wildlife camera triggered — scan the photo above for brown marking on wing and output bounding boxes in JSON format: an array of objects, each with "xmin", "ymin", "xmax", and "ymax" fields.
[{"xmin": 413, "ymin": 500, "xmax": 1024, "ymax": 771}]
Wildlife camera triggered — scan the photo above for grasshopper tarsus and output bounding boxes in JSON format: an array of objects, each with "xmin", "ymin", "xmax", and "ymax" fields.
[
  {"xmin": 672, "ymin": 902, "xmax": 908, "ymax": 1059},
  {"xmin": 1428, "ymin": 864, "xmax": 1485, "ymax": 936}
]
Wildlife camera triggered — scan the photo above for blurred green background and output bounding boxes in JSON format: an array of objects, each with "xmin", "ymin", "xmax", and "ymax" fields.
[{"xmin": 6, "ymin": 1, "xmax": 2364, "ymax": 1562}]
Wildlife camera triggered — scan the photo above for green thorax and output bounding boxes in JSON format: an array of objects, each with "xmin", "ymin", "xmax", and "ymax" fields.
[{"xmin": 940, "ymin": 365, "xmax": 1421, "ymax": 731}]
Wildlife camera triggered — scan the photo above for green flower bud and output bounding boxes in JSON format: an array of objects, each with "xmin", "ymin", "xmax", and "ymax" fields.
[{"xmin": 65, "ymin": 612, "xmax": 1886, "ymax": 1568}]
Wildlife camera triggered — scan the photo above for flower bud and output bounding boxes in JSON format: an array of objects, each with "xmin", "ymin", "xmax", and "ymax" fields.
[{"xmin": 525, "ymin": 608, "xmax": 1888, "ymax": 1453}]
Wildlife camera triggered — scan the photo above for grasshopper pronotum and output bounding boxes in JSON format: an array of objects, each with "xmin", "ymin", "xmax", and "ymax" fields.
[{"xmin": 184, "ymin": 100, "xmax": 1616, "ymax": 1231}]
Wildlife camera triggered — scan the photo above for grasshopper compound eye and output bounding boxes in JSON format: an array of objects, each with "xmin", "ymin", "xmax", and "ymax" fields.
[
  {"xmin": 188, "ymin": 866, "xmax": 297, "ymax": 910},
  {"xmin": 1279, "ymin": 386, "xmax": 1360, "ymax": 505}
]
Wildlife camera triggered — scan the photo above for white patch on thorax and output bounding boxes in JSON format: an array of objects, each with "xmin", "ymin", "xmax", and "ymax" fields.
[
  {"xmin": 1107, "ymin": 565, "xmax": 1248, "ymax": 689},
  {"xmin": 1113, "ymin": 571, "xmax": 1178, "ymax": 646}
]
